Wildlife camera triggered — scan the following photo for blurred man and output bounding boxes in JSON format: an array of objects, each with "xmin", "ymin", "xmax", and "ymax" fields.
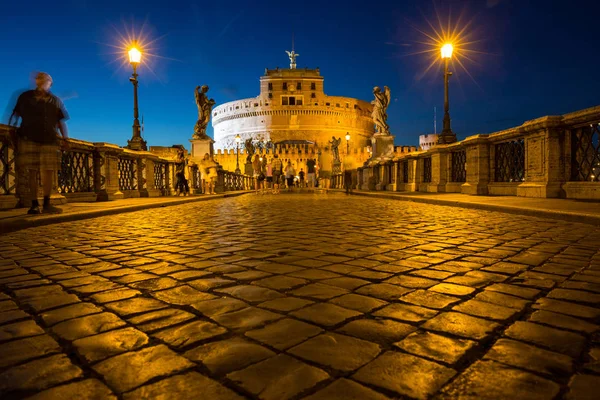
[{"xmin": 9, "ymin": 72, "xmax": 69, "ymax": 214}]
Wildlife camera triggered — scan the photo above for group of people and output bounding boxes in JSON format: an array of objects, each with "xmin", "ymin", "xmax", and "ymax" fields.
[
  {"xmin": 174, "ymin": 150, "xmax": 219, "ymax": 196},
  {"xmin": 251, "ymin": 154, "xmax": 331, "ymax": 194}
]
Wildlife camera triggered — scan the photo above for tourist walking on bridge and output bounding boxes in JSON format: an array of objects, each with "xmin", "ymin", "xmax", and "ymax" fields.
[
  {"xmin": 306, "ymin": 158, "xmax": 316, "ymax": 190},
  {"xmin": 272, "ymin": 154, "xmax": 283, "ymax": 194},
  {"xmin": 201, "ymin": 153, "xmax": 218, "ymax": 194},
  {"xmin": 252, "ymin": 154, "xmax": 263, "ymax": 194},
  {"xmin": 9, "ymin": 72, "xmax": 69, "ymax": 214},
  {"xmin": 285, "ymin": 161, "xmax": 295, "ymax": 192}
]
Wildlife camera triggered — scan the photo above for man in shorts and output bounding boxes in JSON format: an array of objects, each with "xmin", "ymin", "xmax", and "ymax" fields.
[
  {"xmin": 9, "ymin": 72, "xmax": 69, "ymax": 214},
  {"xmin": 306, "ymin": 158, "xmax": 316, "ymax": 190},
  {"xmin": 271, "ymin": 153, "xmax": 283, "ymax": 194}
]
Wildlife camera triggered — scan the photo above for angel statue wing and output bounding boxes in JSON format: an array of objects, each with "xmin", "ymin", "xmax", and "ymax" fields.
[{"xmin": 383, "ymin": 86, "xmax": 391, "ymax": 109}]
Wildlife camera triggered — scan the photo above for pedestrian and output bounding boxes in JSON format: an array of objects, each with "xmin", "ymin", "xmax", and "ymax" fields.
[
  {"xmin": 306, "ymin": 158, "xmax": 316, "ymax": 190},
  {"xmin": 252, "ymin": 154, "xmax": 263, "ymax": 194},
  {"xmin": 298, "ymin": 168, "xmax": 305, "ymax": 188},
  {"xmin": 174, "ymin": 147, "xmax": 189, "ymax": 196},
  {"xmin": 343, "ymin": 157, "xmax": 353, "ymax": 194},
  {"xmin": 318, "ymin": 149, "xmax": 332, "ymax": 193},
  {"xmin": 265, "ymin": 158, "xmax": 273, "ymax": 194},
  {"xmin": 9, "ymin": 72, "xmax": 69, "ymax": 214},
  {"xmin": 285, "ymin": 161, "xmax": 295, "ymax": 192},
  {"xmin": 201, "ymin": 153, "xmax": 218, "ymax": 194},
  {"xmin": 272, "ymin": 153, "xmax": 283, "ymax": 194}
]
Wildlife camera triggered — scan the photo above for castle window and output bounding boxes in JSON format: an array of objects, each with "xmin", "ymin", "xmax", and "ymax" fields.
[
  {"xmin": 311, "ymin": 93, "xmax": 316, "ymax": 98},
  {"xmin": 289, "ymin": 97, "xmax": 296, "ymax": 106},
  {"xmin": 268, "ymin": 93, "xmax": 272, "ymax": 99},
  {"xmin": 336, "ymin": 103, "xmax": 340, "ymax": 107},
  {"xmin": 314, "ymin": 103, "xmax": 318, "ymax": 106},
  {"xmin": 282, "ymin": 97, "xmax": 289, "ymax": 106},
  {"xmin": 296, "ymin": 82, "xmax": 301, "ymax": 90},
  {"xmin": 311, "ymin": 82, "xmax": 316, "ymax": 90},
  {"xmin": 254, "ymin": 103, "xmax": 259, "ymax": 107},
  {"xmin": 326, "ymin": 102, "xmax": 330, "ymax": 106},
  {"xmin": 282, "ymin": 82, "xmax": 288, "ymax": 90},
  {"xmin": 265, "ymin": 102, "xmax": 269, "ymax": 106},
  {"xmin": 235, "ymin": 106, "xmax": 239, "ymax": 109},
  {"xmin": 268, "ymin": 82, "xmax": 273, "ymax": 91},
  {"xmin": 297, "ymin": 98, "xmax": 303, "ymax": 105},
  {"xmin": 346, "ymin": 103, "xmax": 349, "ymax": 108}
]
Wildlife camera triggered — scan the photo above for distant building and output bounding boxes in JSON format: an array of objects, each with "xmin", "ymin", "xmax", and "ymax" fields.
[{"xmin": 419, "ymin": 134, "xmax": 439, "ymax": 151}]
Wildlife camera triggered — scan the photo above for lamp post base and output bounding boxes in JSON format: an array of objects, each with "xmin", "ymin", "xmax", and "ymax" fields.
[
  {"xmin": 437, "ymin": 131, "xmax": 457, "ymax": 145},
  {"xmin": 126, "ymin": 136, "xmax": 147, "ymax": 151}
]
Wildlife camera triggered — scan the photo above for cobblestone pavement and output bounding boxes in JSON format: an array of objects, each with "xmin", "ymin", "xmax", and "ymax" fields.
[{"xmin": 1, "ymin": 193, "xmax": 600, "ymax": 399}]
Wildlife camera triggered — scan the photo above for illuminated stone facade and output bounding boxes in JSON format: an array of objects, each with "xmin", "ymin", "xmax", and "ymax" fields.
[{"xmin": 212, "ymin": 67, "xmax": 375, "ymax": 150}]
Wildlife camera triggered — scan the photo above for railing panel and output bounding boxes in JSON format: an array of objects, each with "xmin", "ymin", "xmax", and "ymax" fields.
[
  {"xmin": 451, "ymin": 150, "xmax": 467, "ymax": 183},
  {"xmin": 118, "ymin": 157, "xmax": 137, "ymax": 190},
  {"xmin": 494, "ymin": 139, "xmax": 525, "ymax": 182},
  {"xmin": 154, "ymin": 162, "xmax": 167, "ymax": 194},
  {"xmin": 423, "ymin": 157, "xmax": 432, "ymax": 183},
  {"xmin": 571, "ymin": 123, "xmax": 600, "ymax": 182},
  {"xmin": 0, "ymin": 137, "xmax": 16, "ymax": 195},
  {"xmin": 402, "ymin": 161, "xmax": 409, "ymax": 183},
  {"xmin": 58, "ymin": 149, "xmax": 94, "ymax": 193}
]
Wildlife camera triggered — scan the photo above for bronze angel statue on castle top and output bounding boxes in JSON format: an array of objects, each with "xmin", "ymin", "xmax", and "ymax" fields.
[{"xmin": 371, "ymin": 86, "xmax": 391, "ymax": 135}]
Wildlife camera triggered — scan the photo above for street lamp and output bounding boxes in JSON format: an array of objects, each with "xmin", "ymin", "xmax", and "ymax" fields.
[
  {"xmin": 345, "ymin": 132, "xmax": 350, "ymax": 154},
  {"xmin": 235, "ymin": 134, "xmax": 241, "ymax": 174},
  {"xmin": 126, "ymin": 44, "xmax": 147, "ymax": 151},
  {"xmin": 438, "ymin": 43, "xmax": 456, "ymax": 144}
]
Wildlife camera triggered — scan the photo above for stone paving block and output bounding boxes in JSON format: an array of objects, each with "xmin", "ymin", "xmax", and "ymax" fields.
[
  {"xmin": 0, "ymin": 334, "xmax": 61, "ymax": 368},
  {"xmin": 561, "ymin": 280, "xmax": 600, "ymax": 293},
  {"xmin": 0, "ymin": 319, "xmax": 45, "ymax": 342},
  {"xmin": 25, "ymin": 378, "xmax": 117, "ymax": 400},
  {"xmin": 330, "ymin": 293, "xmax": 387, "ymax": 312},
  {"xmin": 168, "ymin": 270, "xmax": 212, "ymax": 281},
  {"xmin": 0, "ymin": 354, "xmax": 83, "ymax": 394},
  {"xmin": 59, "ymin": 275, "xmax": 107, "ymax": 288},
  {"xmin": 123, "ymin": 372, "xmax": 243, "ymax": 400},
  {"xmin": 0, "ymin": 309, "xmax": 29, "ymax": 325},
  {"xmin": 246, "ymin": 318, "xmax": 323, "ymax": 350},
  {"xmin": 453, "ymin": 299, "xmax": 518, "ymax": 321},
  {"xmin": 24, "ymin": 294, "xmax": 81, "ymax": 313},
  {"xmin": 258, "ymin": 297, "xmax": 313, "ymax": 312},
  {"xmin": 584, "ymin": 347, "xmax": 600, "ymax": 374},
  {"xmin": 184, "ymin": 337, "xmax": 275, "ymax": 375},
  {"xmin": 384, "ymin": 275, "xmax": 438, "ymax": 288},
  {"xmin": 252, "ymin": 275, "xmax": 308, "ymax": 290},
  {"xmin": 128, "ymin": 277, "xmax": 180, "ymax": 291},
  {"xmin": 475, "ymin": 290, "xmax": 530, "ymax": 310},
  {"xmin": 484, "ymin": 338, "xmax": 573, "ymax": 377},
  {"xmin": 373, "ymin": 303, "xmax": 438, "ymax": 323},
  {"xmin": 289, "ymin": 282, "xmax": 349, "ymax": 300},
  {"xmin": 187, "ymin": 277, "xmax": 236, "ymax": 291},
  {"xmin": 355, "ymin": 283, "xmax": 413, "ymax": 301},
  {"xmin": 152, "ymin": 320, "xmax": 227, "ymax": 348},
  {"xmin": 104, "ymin": 297, "xmax": 168, "ymax": 316},
  {"xmin": 90, "ymin": 288, "xmax": 141, "ymax": 303},
  {"xmin": 349, "ymin": 270, "xmax": 393, "ymax": 280},
  {"xmin": 302, "ymin": 378, "xmax": 390, "ymax": 400},
  {"xmin": 290, "ymin": 303, "xmax": 361, "ymax": 327},
  {"xmin": 353, "ymin": 351, "xmax": 455, "ymax": 399},
  {"xmin": 401, "ymin": 289, "xmax": 462, "ymax": 309},
  {"xmin": 127, "ymin": 308, "xmax": 196, "ymax": 332},
  {"xmin": 395, "ymin": 330, "xmax": 477, "ymax": 365},
  {"xmin": 482, "ymin": 261, "xmax": 529, "ymax": 275},
  {"xmin": 438, "ymin": 360, "xmax": 560, "ymax": 399},
  {"xmin": 548, "ymin": 288, "xmax": 600, "ymax": 305},
  {"xmin": 255, "ymin": 263, "xmax": 304, "ymax": 274},
  {"xmin": 217, "ymin": 285, "xmax": 284, "ymax": 303},
  {"xmin": 191, "ymin": 297, "xmax": 248, "ymax": 317},
  {"xmin": 92, "ymin": 344, "xmax": 194, "ymax": 393},
  {"xmin": 429, "ymin": 283, "xmax": 476, "ymax": 297},
  {"xmin": 52, "ymin": 312, "xmax": 126, "ymax": 341},
  {"xmin": 509, "ymin": 251, "xmax": 554, "ymax": 266},
  {"xmin": 565, "ymin": 374, "xmax": 600, "ymax": 400},
  {"xmin": 529, "ymin": 310, "xmax": 599, "ymax": 334},
  {"xmin": 533, "ymin": 298, "xmax": 600, "ymax": 319},
  {"xmin": 513, "ymin": 277, "xmax": 556, "ymax": 289},
  {"xmin": 504, "ymin": 321, "xmax": 586, "ymax": 357},
  {"xmin": 321, "ymin": 277, "xmax": 370, "ymax": 290},
  {"xmin": 40, "ymin": 302, "xmax": 103, "ymax": 326},
  {"xmin": 422, "ymin": 312, "xmax": 500, "ymax": 340},
  {"xmin": 338, "ymin": 318, "xmax": 417, "ymax": 344},
  {"xmin": 225, "ymin": 270, "xmax": 271, "ymax": 281},
  {"xmin": 288, "ymin": 332, "xmax": 380, "ymax": 372},
  {"xmin": 73, "ymin": 327, "xmax": 149, "ymax": 363},
  {"xmin": 0, "ymin": 300, "xmax": 18, "ymax": 312},
  {"xmin": 213, "ymin": 306, "xmax": 283, "ymax": 330},
  {"xmin": 151, "ymin": 285, "xmax": 216, "ymax": 304},
  {"xmin": 485, "ymin": 283, "xmax": 542, "ymax": 299},
  {"xmin": 227, "ymin": 354, "xmax": 329, "ymax": 400},
  {"xmin": 410, "ymin": 269, "xmax": 455, "ymax": 280}
]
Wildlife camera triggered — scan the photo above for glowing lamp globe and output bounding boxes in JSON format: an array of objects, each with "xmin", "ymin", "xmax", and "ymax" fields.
[
  {"xmin": 235, "ymin": 134, "xmax": 241, "ymax": 144},
  {"xmin": 129, "ymin": 48, "xmax": 142, "ymax": 64},
  {"xmin": 441, "ymin": 43, "xmax": 453, "ymax": 59},
  {"xmin": 345, "ymin": 133, "xmax": 350, "ymax": 141}
]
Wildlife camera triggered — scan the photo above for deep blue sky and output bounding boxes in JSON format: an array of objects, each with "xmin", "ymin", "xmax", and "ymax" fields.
[{"xmin": 2, "ymin": 0, "xmax": 599, "ymax": 148}]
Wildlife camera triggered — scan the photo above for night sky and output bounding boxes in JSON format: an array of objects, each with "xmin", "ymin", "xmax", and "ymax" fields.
[{"xmin": 2, "ymin": 0, "xmax": 598, "ymax": 148}]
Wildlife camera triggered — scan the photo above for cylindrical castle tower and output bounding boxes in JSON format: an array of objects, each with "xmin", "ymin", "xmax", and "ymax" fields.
[{"xmin": 212, "ymin": 66, "xmax": 375, "ymax": 149}]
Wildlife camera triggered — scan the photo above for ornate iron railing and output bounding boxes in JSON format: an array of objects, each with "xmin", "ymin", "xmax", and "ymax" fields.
[
  {"xmin": 58, "ymin": 149, "xmax": 94, "ymax": 193},
  {"xmin": 154, "ymin": 162, "xmax": 167, "ymax": 194},
  {"xmin": 402, "ymin": 161, "xmax": 409, "ymax": 183},
  {"xmin": 0, "ymin": 136, "xmax": 16, "ymax": 195},
  {"xmin": 571, "ymin": 123, "xmax": 600, "ymax": 182},
  {"xmin": 118, "ymin": 157, "xmax": 137, "ymax": 190},
  {"xmin": 191, "ymin": 166, "xmax": 202, "ymax": 190},
  {"xmin": 451, "ymin": 150, "xmax": 467, "ymax": 183},
  {"xmin": 494, "ymin": 139, "xmax": 525, "ymax": 182},
  {"xmin": 423, "ymin": 157, "xmax": 432, "ymax": 183}
]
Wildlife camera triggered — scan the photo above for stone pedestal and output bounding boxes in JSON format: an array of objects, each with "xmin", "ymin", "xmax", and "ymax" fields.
[
  {"xmin": 190, "ymin": 137, "xmax": 215, "ymax": 164},
  {"xmin": 371, "ymin": 134, "xmax": 395, "ymax": 160},
  {"xmin": 461, "ymin": 136, "xmax": 490, "ymax": 195},
  {"xmin": 332, "ymin": 160, "xmax": 342, "ymax": 175},
  {"xmin": 94, "ymin": 144, "xmax": 124, "ymax": 201},
  {"xmin": 244, "ymin": 162, "xmax": 253, "ymax": 176}
]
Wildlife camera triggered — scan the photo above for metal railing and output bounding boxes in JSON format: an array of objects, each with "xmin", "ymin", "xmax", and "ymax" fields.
[
  {"xmin": 154, "ymin": 161, "xmax": 168, "ymax": 195},
  {"xmin": 58, "ymin": 149, "xmax": 94, "ymax": 193},
  {"xmin": 451, "ymin": 150, "xmax": 467, "ymax": 183},
  {"xmin": 423, "ymin": 157, "xmax": 432, "ymax": 183},
  {"xmin": 571, "ymin": 123, "xmax": 600, "ymax": 182},
  {"xmin": 0, "ymin": 132, "xmax": 16, "ymax": 195},
  {"xmin": 494, "ymin": 139, "xmax": 525, "ymax": 182}
]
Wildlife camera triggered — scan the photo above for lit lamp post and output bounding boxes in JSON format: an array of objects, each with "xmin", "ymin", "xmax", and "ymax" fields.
[
  {"xmin": 126, "ymin": 44, "xmax": 147, "ymax": 151},
  {"xmin": 235, "ymin": 134, "xmax": 241, "ymax": 174},
  {"xmin": 438, "ymin": 43, "xmax": 457, "ymax": 145},
  {"xmin": 345, "ymin": 132, "xmax": 350, "ymax": 154}
]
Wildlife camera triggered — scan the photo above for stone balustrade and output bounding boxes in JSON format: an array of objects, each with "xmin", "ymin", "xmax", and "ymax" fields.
[
  {"xmin": 0, "ymin": 125, "xmax": 253, "ymax": 209},
  {"xmin": 353, "ymin": 105, "xmax": 600, "ymax": 200}
]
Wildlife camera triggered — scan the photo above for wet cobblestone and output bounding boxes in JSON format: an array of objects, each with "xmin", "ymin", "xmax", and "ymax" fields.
[{"xmin": 1, "ymin": 193, "xmax": 600, "ymax": 398}]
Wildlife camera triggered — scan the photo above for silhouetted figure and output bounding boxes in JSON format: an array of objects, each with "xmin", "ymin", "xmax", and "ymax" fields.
[{"xmin": 9, "ymin": 72, "xmax": 69, "ymax": 214}]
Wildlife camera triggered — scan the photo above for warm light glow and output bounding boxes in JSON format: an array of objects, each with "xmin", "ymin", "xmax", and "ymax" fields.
[
  {"xmin": 345, "ymin": 133, "xmax": 351, "ymax": 141},
  {"xmin": 128, "ymin": 47, "xmax": 142, "ymax": 64},
  {"xmin": 235, "ymin": 134, "xmax": 241, "ymax": 143},
  {"xmin": 441, "ymin": 43, "xmax": 453, "ymax": 59},
  {"xmin": 259, "ymin": 157, "xmax": 263, "ymax": 162}
]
